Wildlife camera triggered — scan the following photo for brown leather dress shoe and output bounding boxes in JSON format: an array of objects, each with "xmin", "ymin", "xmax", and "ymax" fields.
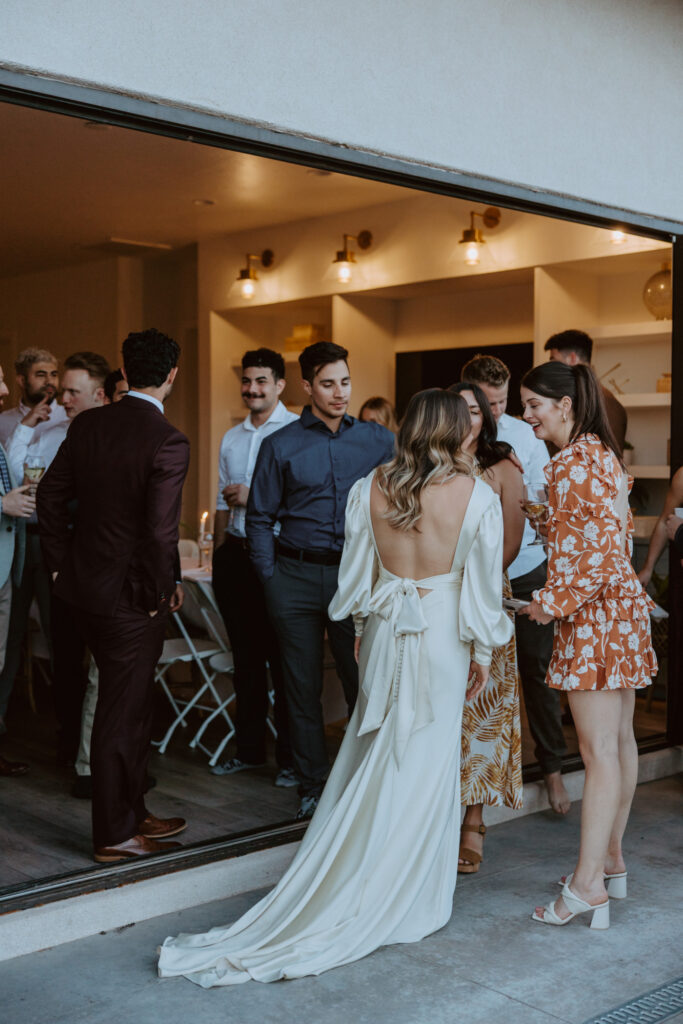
[
  {"xmin": 138, "ymin": 813, "xmax": 187, "ymax": 839},
  {"xmin": 0, "ymin": 754, "xmax": 29, "ymax": 777},
  {"xmin": 93, "ymin": 834, "xmax": 182, "ymax": 863}
]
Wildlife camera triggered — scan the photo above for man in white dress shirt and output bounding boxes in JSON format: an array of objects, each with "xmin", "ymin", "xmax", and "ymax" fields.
[
  {"xmin": 210, "ymin": 348, "xmax": 298, "ymax": 786},
  {"xmin": 0, "ymin": 348, "xmax": 67, "ymax": 741},
  {"xmin": 461, "ymin": 353, "xmax": 570, "ymax": 814}
]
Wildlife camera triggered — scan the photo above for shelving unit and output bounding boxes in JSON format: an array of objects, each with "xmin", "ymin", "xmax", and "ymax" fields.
[
  {"xmin": 590, "ymin": 321, "xmax": 671, "ymax": 346},
  {"xmin": 629, "ymin": 465, "xmax": 671, "ymax": 479},
  {"xmin": 619, "ymin": 393, "xmax": 671, "ymax": 409}
]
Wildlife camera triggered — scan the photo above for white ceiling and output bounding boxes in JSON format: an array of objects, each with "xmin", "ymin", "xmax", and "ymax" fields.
[{"xmin": 0, "ymin": 101, "xmax": 412, "ymax": 279}]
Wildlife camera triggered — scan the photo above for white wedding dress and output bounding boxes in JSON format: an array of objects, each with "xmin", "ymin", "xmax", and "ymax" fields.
[{"xmin": 158, "ymin": 473, "xmax": 512, "ymax": 987}]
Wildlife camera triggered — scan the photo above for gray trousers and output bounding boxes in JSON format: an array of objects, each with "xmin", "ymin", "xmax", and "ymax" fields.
[
  {"xmin": 0, "ymin": 532, "xmax": 52, "ymax": 719},
  {"xmin": 511, "ymin": 560, "xmax": 566, "ymax": 775},
  {"xmin": 0, "ymin": 576, "xmax": 12, "ymax": 678},
  {"xmin": 75, "ymin": 657, "xmax": 99, "ymax": 777},
  {"xmin": 264, "ymin": 556, "xmax": 358, "ymax": 797}
]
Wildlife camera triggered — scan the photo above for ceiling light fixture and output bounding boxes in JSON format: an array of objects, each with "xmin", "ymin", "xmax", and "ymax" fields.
[
  {"xmin": 458, "ymin": 207, "xmax": 501, "ymax": 266},
  {"xmin": 236, "ymin": 249, "xmax": 274, "ymax": 300},
  {"xmin": 332, "ymin": 230, "xmax": 373, "ymax": 284},
  {"xmin": 610, "ymin": 229, "xmax": 627, "ymax": 244},
  {"xmin": 193, "ymin": 198, "xmax": 215, "ymax": 206}
]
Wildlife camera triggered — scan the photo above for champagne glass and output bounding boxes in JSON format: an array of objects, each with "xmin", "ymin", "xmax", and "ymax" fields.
[
  {"xmin": 23, "ymin": 454, "xmax": 46, "ymax": 496},
  {"xmin": 522, "ymin": 482, "xmax": 549, "ymax": 546}
]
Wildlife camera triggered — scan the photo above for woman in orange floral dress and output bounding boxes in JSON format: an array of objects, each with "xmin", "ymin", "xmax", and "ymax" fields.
[{"xmin": 519, "ymin": 361, "xmax": 657, "ymax": 930}]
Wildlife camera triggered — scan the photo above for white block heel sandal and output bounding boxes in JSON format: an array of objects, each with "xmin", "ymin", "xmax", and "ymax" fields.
[
  {"xmin": 533, "ymin": 882, "xmax": 610, "ymax": 929},
  {"xmin": 558, "ymin": 871, "xmax": 627, "ymax": 900}
]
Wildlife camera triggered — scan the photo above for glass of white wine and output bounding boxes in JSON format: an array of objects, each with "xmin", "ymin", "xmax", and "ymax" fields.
[
  {"xmin": 23, "ymin": 454, "xmax": 46, "ymax": 496},
  {"xmin": 522, "ymin": 482, "xmax": 549, "ymax": 546}
]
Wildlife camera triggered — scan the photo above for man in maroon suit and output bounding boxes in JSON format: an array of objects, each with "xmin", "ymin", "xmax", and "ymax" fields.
[{"xmin": 38, "ymin": 329, "xmax": 190, "ymax": 862}]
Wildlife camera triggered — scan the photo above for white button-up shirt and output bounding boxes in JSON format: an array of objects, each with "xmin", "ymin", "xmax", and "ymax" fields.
[
  {"xmin": 496, "ymin": 412, "xmax": 550, "ymax": 580},
  {"xmin": 4, "ymin": 403, "xmax": 69, "ymax": 483},
  {"xmin": 217, "ymin": 401, "xmax": 298, "ymax": 538},
  {"xmin": 0, "ymin": 400, "xmax": 69, "ymax": 457}
]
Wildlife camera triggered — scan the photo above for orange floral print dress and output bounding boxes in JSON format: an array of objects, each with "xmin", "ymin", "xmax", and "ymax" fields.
[{"xmin": 534, "ymin": 434, "xmax": 657, "ymax": 691}]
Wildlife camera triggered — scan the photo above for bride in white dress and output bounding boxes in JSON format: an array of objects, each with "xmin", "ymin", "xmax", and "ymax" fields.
[{"xmin": 158, "ymin": 388, "xmax": 512, "ymax": 987}]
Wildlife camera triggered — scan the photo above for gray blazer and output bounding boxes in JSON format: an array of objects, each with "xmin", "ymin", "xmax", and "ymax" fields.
[{"xmin": 0, "ymin": 442, "xmax": 26, "ymax": 588}]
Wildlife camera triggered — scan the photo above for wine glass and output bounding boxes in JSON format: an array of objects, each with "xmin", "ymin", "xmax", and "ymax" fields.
[
  {"xmin": 23, "ymin": 454, "xmax": 46, "ymax": 496},
  {"xmin": 523, "ymin": 482, "xmax": 549, "ymax": 546}
]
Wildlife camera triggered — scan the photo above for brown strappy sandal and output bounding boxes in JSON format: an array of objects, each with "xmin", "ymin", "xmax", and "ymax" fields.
[{"xmin": 458, "ymin": 823, "xmax": 486, "ymax": 874}]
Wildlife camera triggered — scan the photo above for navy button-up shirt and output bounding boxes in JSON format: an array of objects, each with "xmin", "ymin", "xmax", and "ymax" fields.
[{"xmin": 246, "ymin": 406, "xmax": 395, "ymax": 582}]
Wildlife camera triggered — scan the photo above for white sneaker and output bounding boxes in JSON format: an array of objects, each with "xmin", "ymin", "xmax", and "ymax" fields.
[
  {"xmin": 274, "ymin": 767, "xmax": 298, "ymax": 788},
  {"xmin": 210, "ymin": 757, "xmax": 265, "ymax": 776}
]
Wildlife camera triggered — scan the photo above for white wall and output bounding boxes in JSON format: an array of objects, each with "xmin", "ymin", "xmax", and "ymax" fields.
[{"xmin": 1, "ymin": 2, "xmax": 682, "ymax": 223}]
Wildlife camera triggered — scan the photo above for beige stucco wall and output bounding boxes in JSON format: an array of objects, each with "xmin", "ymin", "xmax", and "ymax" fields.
[{"xmin": 1, "ymin": 1, "xmax": 682, "ymax": 223}]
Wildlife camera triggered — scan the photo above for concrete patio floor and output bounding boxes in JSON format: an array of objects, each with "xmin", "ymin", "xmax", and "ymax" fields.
[{"xmin": 2, "ymin": 773, "xmax": 681, "ymax": 1024}]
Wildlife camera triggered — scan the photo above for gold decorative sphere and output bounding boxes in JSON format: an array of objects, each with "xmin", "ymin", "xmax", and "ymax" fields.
[{"xmin": 642, "ymin": 264, "xmax": 672, "ymax": 320}]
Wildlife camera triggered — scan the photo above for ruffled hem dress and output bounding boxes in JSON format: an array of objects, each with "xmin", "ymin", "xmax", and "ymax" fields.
[
  {"xmin": 534, "ymin": 434, "xmax": 657, "ymax": 692},
  {"xmin": 157, "ymin": 474, "xmax": 512, "ymax": 986}
]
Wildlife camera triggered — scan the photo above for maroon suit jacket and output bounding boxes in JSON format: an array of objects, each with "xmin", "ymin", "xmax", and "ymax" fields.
[{"xmin": 38, "ymin": 395, "xmax": 190, "ymax": 616}]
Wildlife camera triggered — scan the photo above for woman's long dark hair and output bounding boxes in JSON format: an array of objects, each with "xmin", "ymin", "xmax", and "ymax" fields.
[
  {"xmin": 521, "ymin": 362, "xmax": 622, "ymax": 464},
  {"xmin": 448, "ymin": 381, "xmax": 513, "ymax": 471}
]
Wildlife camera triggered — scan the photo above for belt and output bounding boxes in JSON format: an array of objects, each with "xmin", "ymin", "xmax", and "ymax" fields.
[{"xmin": 277, "ymin": 542, "xmax": 342, "ymax": 566}]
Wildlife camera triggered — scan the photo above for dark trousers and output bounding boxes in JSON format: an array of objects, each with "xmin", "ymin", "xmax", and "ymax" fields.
[
  {"xmin": 79, "ymin": 590, "xmax": 168, "ymax": 848},
  {"xmin": 0, "ymin": 532, "xmax": 52, "ymax": 719},
  {"xmin": 212, "ymin": 538, "xmax": 291, "ymax": 767},
  {"xmin": 264, "ymin": 556, "xmax": 358, "ymax": 798},
  {"xmin": 51, "ymin": 592, "xmax": 89, "ymax": 761},
  {"xmin": 511, "ymin": 560, "xmax": 566, "ymax": 775}
]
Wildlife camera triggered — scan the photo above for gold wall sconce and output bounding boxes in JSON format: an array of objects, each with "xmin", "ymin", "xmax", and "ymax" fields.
[
  {"xmin": 332, "ymin": 230, "xmax": 373, "ymax": 284},
  {"xmin": 236, "ymin": 249, "xmax": 274, "ymax": 300},
  {"xmin": 458, "ymin": 207, "xmax": 501, "ymax": 265}
]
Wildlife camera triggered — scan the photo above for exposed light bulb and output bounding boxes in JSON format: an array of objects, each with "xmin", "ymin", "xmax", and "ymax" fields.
[
  {"xmin": 336, "ymin": 261, "xmax": 353, "ymax": 284},
  {"xmin": 464, "ymin": 241, "xmax": 480, "ymax": 266},
  {"xmin": 240, "ymin": 278, "xmax": 256, "ymax": 299},
  {"xmin": 610, "ymin": 230, "xmax": 626, "ymax": 244}
]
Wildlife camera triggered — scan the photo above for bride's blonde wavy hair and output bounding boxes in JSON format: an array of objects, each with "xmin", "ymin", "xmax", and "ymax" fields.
[{"xmin": 376, "ymin": 389, "xmax": 474, "ymax": 531}]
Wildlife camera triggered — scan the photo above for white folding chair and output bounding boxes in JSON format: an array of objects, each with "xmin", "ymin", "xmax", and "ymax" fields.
[
  {"xmin": 181, "ymin": 578, "xmax": 240, "ymax": 765},
  {"xmin": 152, "ymin": 584, "xmax": 235, "ymax": 755}
]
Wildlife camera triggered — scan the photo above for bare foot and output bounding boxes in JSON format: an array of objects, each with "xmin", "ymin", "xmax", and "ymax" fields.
[
  {"xmin": 603, "ymin": 854, "xmax": 627, "ymax": 876},
  {"xmin": 544, "ymin": 771, "xmax": 570, "ymax": 815}
]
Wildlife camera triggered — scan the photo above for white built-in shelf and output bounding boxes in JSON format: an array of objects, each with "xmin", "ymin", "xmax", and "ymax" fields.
[
  {"xmin": 629, "ymin": 465, "xmax": 670, "ymax": 479},
  {"xmin": 591, "ymin": 321, "xmax": 672, "ymax": 346},
  {"xmin": 619, "ymin": 392, "xmax": 671, "ymax": 408}
]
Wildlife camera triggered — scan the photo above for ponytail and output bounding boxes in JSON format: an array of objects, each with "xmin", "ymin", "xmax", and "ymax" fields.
[
  {"xmin": 521, "ymin": 361, "xmax": 623, "ymax": 465},
  {"xmin": 571, "ymin": 364, "xmax": 622, "ymax": 463}
]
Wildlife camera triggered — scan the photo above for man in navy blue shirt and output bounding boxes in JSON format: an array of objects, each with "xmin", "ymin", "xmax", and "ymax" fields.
[{"xmin": 247, "ymin": 341, "xmax": 394, "ymax": 819}]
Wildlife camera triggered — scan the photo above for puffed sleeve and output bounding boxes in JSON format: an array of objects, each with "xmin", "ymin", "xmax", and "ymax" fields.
[
  {"xmin": 328, "ymin": 476, "xmax": 378, "ymax": 636},
  {"xmin": 459, "ymin": 494, "xmax": 514, "ymax": 664},
  {"xmin": 535, "ymin": 443, "xmax": 622, "ymax": 618}
]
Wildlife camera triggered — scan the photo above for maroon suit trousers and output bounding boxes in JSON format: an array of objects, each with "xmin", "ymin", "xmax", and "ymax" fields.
[{"xmin": 79, "ymin": 589, "xmax": 169, "ymax": 847}]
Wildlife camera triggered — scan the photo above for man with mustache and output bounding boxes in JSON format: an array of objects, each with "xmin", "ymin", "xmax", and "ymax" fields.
[
  {"xmin": 0, "ymin": 348, "xmax": 67, "ymax": 743},
  {"xmin": 210, "ymin": 348, "xmax": 298, "ymax": 786}
]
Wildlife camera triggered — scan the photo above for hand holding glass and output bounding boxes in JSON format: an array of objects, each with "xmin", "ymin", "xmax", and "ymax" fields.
[
  {"xmin": 522, "ymin": 482, "xmax": 549, "ymax": 546},
  {"xmin": 23, "ymin": 454, "xmax": 46, "ymax": 496}
]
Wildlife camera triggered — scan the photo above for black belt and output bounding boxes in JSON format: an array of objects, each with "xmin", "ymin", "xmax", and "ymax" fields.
[{"xmin": 277, "ymin": 542, "xmax": 342, "ymax": 566}]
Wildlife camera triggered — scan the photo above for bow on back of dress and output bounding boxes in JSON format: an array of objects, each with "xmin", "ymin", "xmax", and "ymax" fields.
[{"xmin": 359, "ymin": 567, "xmax": 463, "ymax": 767}]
